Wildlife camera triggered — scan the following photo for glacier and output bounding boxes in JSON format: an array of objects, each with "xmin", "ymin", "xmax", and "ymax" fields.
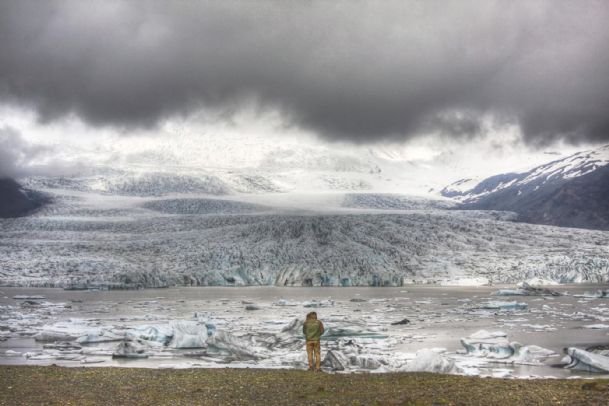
[{"xmin": 1, "ymin": 186, "xmax": 608, "ymax": 289}]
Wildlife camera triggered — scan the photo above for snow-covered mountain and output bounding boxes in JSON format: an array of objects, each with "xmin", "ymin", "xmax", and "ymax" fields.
[{"xmin": 442, "ymin": 145, "xmax": 609, "ymax": 230}]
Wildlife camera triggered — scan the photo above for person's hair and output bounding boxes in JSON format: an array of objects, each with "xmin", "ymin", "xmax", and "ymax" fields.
[{"xmin": 306, "ymin": 311, "xmax": 317, "ymax": 320}]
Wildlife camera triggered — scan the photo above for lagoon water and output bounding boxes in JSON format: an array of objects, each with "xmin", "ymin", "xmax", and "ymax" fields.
[{"xmin": 1, "ymin": 285, "xmax": 608, "ymax": 378}]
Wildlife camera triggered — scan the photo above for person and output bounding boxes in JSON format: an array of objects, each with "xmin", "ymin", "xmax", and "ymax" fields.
[{"xmin": 303, "ymin": 311, "xmax": 324, "ymax": 371}]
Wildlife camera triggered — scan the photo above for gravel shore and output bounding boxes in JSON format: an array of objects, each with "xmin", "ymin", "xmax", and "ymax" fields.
[{"xmin": 1, "ymin": 366, "xmax": 608, "ymax": 405}]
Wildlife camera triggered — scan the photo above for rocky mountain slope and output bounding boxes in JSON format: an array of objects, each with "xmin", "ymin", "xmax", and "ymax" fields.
[
  {"xmin": 442, "ymin": 145, "xmax": 609, "ymax": 230},
  {"xmin": 0, "ymin": 178, "xmax": 49, "ymax": 218}
]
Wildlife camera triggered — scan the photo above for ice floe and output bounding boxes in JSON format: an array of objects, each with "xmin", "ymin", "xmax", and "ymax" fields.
[
  {"xmin": 404, "ymin": 349, "xmax": 462, "ymax": 374},
  {"xmin": 565, "ymin": 348, "xmax": 609, "ymax": 373},
  {"xmin": 459, "ymin": 330, "xmax": 556, "ymax": 364},
  {"xmin": 112, "ymin": 341, "xmax": 149, "ymax": 359},
  {"xmin": 481, "ymin": 301, "xmax": 528, "ymax": 311}
]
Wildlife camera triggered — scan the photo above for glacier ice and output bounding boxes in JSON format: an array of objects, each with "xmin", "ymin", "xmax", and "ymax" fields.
[
  {"xmin": 128, "ymin": 325, "xmax": 173, "ymax": 345},
  {"xmin": 3, "ymin": 185, "xmax": 609, "ymax": 289},
  {"xmin": 405, "ymin": 349, "xmax": 462, "ymax": 374},
  {"xmin": 33, "ymin": 331, "xmax": 78, "ymax": 342},
  {"xmin": 460, "ymin": 330, "xmax": 514, "ymax": 359},
  {"xmin": 460, "ymin": 330, "xmax": 556, "ymax": 364},
  {"xmin": 76, "ymin": 330, "xmax": 124, "ymax": 344},
  {"xmin": 565, "ymin": 348, "xmax": 609, "ymax": 373},
  {"xmin": 482, "ymin": 301, "xmax": 527, "ymax": 311},
  {"xmin": 169, "ymin": 321, "xmax": 209, "ymax": 349},
  {"xmin": 112, "ymin": 341, "xmax": 149, "ymax": 359}
]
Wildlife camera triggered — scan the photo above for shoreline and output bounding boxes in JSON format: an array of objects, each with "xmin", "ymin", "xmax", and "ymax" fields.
[{"xmin": 1, "ymin": 365, "xmax": 608, "ymax": 405}]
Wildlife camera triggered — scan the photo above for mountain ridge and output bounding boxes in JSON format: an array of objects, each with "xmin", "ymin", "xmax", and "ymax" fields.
[{"xmin": 442, "ymin": 145, "xmax": 609, "ymax": 230}]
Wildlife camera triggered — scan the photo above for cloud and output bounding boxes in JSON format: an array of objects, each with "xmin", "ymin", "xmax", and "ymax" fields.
[
  {"xmin": 0, "ymin": 126, "xmax": 46, "ymax": 178},
  {"xmin": 0, "ymin": 1, "xmax": 608, "ymax": 145}
]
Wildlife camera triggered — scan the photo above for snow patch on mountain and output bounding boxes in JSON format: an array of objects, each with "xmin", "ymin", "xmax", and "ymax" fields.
[{"xmin": 442, "ymin": 144, "xmax": 609, "ymax": 202}]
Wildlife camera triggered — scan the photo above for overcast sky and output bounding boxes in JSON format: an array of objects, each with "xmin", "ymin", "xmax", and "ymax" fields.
[{"xmin": 1, "ymin": 1, "xmax": 608, "ymax": 179}]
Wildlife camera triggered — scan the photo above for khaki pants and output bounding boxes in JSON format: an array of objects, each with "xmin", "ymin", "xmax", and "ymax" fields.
[{"xmin": 306, "ymin": 340, "xmax": 321, "ymax": 370}]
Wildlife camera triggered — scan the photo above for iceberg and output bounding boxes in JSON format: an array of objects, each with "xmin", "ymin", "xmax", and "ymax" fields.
[
  {"xmin": 350, "ymin": 355, "xmax": 382, "ymax": 370},
  {"xmin": 273, "ymin": 299, "xmax": 300, "ymax": 306},
  {"xmin": 206, "ymin": 330, "xmax": 259, "ymax": 359},
  {"xmin": 322, "ymin": 350, "xmax": 348, "ymax": 371},
  {"xmin": 461, "ymin": 330, "xmax": 556, "ymax": 363},
  {"xmin": 42, "ymin": 342, "xmax": 82, "ymax": 350},
  {"xmin": 405, "ymin": 349, "xmax": 462, "ymax": 374},
  {"xmin": 128, "ymin": 325, "xmax": 173, "ymax": 345},
  {"xmin": 493, "ymin": 289, "xmax": 528, "ymax": 296},
  {"xmin": 521, "ymin": 278, "xmax": 560, "ymax": 286},
  {"xmin": 565, "ymin": 348, "xmax": 609, "ymax": 373},
  {"xmin": 482, "ymin": 301, "xmax": 527, "ymax": 311},
  {"xmin": 112, "ymin": 341, "xmax": 149, "ymax": 359},
  {"xmin": 169, "ymin": 321, "xmax": 209, "ymax": 349},
  {"xmin": 303, "ymin": 299, "xmax": 335, "ymax": 308},
  {"xmin": 33, "ymin": 331, "xmax": 78, "ymax": 342},
  {"xmin": 77, "ymin": 329, "xmax": 124, "ymax": 344},
  {"xmin": 511, "ymin": 344, "xmax": 557, "ymax": 363},
  {"xmin": 578, "ymin": 290, "xmax": 609, "ymax": 299},
  {"xmin": 390, "ymin": 318, "xmax": 410, "ymax": 326},
  {"xmin": 12, "ymin": 295, "xmax": 46, "ymax": 300},
  {"xmin": 583, "ymin": 324, "xmax": 609, "ymax": 329},
  {"xmin": 460, "ymin": 330, "xmax": 514, "ymax": 359}
]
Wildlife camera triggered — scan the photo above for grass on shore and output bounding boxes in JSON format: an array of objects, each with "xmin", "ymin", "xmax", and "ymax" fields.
[{"xmin": 1, "ymin": 365, "xmax": 608, "ymax": 405}]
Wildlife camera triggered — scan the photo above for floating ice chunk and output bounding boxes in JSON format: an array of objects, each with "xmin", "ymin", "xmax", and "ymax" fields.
[
  {"xmin": 81, "ymin": 358, "xmax": 105, "ymax": 364},
  {"xmin": 405, "ymin": 349, "xmax": 462, "ymax": 374},
  {"xmin": 520, "ymin": 324, "xmax": 556, "ymax": 332},
  {"xmin": 5, "ymin": 350, "xmax": 21, "ymax": 357},
  {"xmin": 583, "ymin": 324, "xmax": 609, "ymax": 329},
  {"xmin": 128, "ymin": 325, "xmax": 173, "ymax": 345},
  {"xmin": 77, "ymin": 329, "xmax": 124, "ymax": 344},
  {"xmin": 565, "ymin": 348, "xmax": 609, "ymax": 373},
  {"xmin": 351, "ymin": 355, "xmax": 382, "ymax": 370},
  {"xmin": 33, "ymin": 331, "xmax": 78, "ymax": 342},
  {"xmin": 494, "ymin": 282, "xmax": 563, "ymax": 297},
  {"xmin": 460, "ymin": 330, "xmax": 513, "ymax": 359},
  {"xmin": 245, "ymin": 304, "xmax": 260, "ymax": 311},
  {"xmin": 303, "ymin": 299, "xmax": 334, "ymax": 308},
  {"xmin": 493, "ymin": 289, "xmax": 527, "ymax": 296},
  {"xmin": 461, "ymin": 330, "xmax": 556, "ymax": 363},
  {"xmin": 439, "ymin": 277, "xmax": 488, "ymax": 286},
  {"xmin": 112, "ymin": 341, "xmax": 149, "ymax": 359},
  {"xmin": 512, "ymin": 344, "xmax": 557, "ymax": 363},
  {"xmin": 273, "ymin": 299, "xmax": 300, "ymax": 306},
  {"xmin": 521, "ymin": 278, "xmax": 560, "ymax": 286},
  {"xmin": 169, "ymin": 321, "xmax": 209, "ymax": 349},
  {"xmin": 43, "ymin": 342, "xmax": 82, "ymax": 350},
  {"xmin": 390, "ymin": 318, "xmax": 410, "ymax": 326},
  {"xmin": 24, "ymin": 352, "xmax": 56, "ymax": 360},
  {"xmin": 206, "ymin": 331, "xmax": 258, "ymax": 359},
  {"xmin": 482, "ymin": 301, "xmax": 528, "ymax": 311},
  {"xmin": 12, "ymin": 295, "xmax": 46, "ymax": 300},
  {"xmin": 576, "ymin": 290, "xmax": 609, "ymax": 299},
  {"xmin": 56, "ymin": 354, "xmax": 85, "ymax": 361},
  {"xmin": 321, "ymin": 350, "xmax": 349, "ymax": 371},
  {"xmin": 324, "ymin": 324, "xmax": 387, "ymax": 340}
]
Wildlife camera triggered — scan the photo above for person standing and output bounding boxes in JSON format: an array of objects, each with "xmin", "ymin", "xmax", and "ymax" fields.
[{"xmin": 303, "ymin": 311, "xmax": 325, "ymax": 371}]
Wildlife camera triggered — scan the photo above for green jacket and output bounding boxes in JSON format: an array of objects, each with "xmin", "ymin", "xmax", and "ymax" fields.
[{"xmin": 303, "ymin": 320, "xmax": 324, "ymax": 341}]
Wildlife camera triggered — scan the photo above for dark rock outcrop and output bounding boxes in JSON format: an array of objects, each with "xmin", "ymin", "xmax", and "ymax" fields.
[{"xmin": 0, "ymin": 178, "xmax": 49, "ymax": 218}]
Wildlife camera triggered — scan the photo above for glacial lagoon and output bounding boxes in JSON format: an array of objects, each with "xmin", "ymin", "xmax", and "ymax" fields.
[{"xmin": 1, "ymin": 285, "xmax": 609, "ymax": 379}]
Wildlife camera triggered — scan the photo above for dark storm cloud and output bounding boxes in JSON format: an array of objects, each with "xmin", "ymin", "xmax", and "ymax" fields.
[{"xmin": 1, "ymin": 1, "xmax": 608, "ymax": 144}]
